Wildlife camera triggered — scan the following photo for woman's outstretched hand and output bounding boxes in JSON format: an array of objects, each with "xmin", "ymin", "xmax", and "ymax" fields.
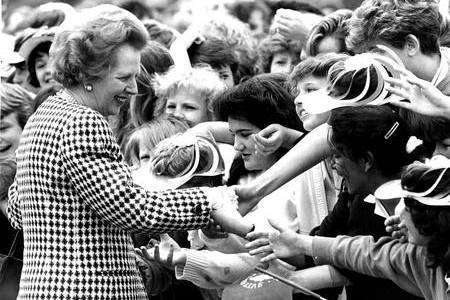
[
  {"xmin": 208, "ymin": 186, "xmax": 255, "ymax": 236},
  {"xmin": 135, "ymin": 233, "xmax": 186, "ymax": 268},
  {"xmin": 385, "ymin": 68, "xmax": 450, "ymax": 119},
  {"xmin": 245, "ymin": 219, "xmax": 310, "ymax": 263}
]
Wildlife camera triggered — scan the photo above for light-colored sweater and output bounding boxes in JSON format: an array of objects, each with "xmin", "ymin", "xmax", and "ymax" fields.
[{"xmin": 312, "ymin": 235, "xmax": 449, "ymax": 300}]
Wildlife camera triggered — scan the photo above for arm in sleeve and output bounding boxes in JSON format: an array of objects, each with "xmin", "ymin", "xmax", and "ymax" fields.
[
  {"xmin": 312, "ymin": 235, "xmax": 424, "ymax": 297},
  {"xmin": 174, "ymin": 249, "xmax": 259, "ymax": 289},
  {"xmin": 61, "ymin": 111, "xmax": 211, "ymax": 233},
  {"xmin": 7, "ymin": 180, "xmax": 22, "ymax": 229}
]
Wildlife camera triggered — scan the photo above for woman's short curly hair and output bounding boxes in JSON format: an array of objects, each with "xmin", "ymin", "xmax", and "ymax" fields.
[
  {"xmin": 152, "ymin": 65, "xmax": 226, "ymax": 121},
  {"xmin": 305, "ymin": 9, "xmax": 352, "ymax": 56},
  {"xmin": 50, "ymin": 5, "xmax": 148, "ymax": 88}
]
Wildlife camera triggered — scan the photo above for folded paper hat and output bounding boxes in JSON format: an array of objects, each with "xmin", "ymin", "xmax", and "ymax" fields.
[
  {"xmin": 375, "ymin": 156, "xmax": 450, "ymax": 207},
  {"xmin": 301, "ymin": 51, "xmax": 405, "ymax": 114},
  {"xmin": 18, "ymin": 27, "xmax": 55, "ymax": 61},
  {"xmin": 132, "ymin": 135, "xmax": 225, "ymax": 191}
]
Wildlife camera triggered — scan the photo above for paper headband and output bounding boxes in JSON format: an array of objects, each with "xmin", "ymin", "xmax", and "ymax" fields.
[
  {"xmin": 300, "ymin": 48, "xmax": 405, "ymax": 114},
  {"xmin": 375, "ymin": 157, "xmax": 450, "ymax": 207},
  {"xmin": 132, "ymin": 135, "xmax": 225, "ymax": 191}
]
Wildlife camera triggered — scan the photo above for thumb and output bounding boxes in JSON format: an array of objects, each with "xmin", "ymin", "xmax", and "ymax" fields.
[
  {"xmin": 159, "ymin": 233, "xmax": 172, "ymax": 242},
  {"xmin": 268, "ymin": 218, "xmax": 288, "ymax": 233}
]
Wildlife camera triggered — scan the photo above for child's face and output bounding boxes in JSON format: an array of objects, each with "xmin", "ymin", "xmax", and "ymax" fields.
[
  {"xmin": 165, "ymin": 89, "xmax": 209, "ymax": 127},
  {"xmin": 270, "ymin": 51, "xmax": 296, "ymax": 74},
  {"xmin": 294, "ymin": 76, "xmax": 331, "ymax": 131}
]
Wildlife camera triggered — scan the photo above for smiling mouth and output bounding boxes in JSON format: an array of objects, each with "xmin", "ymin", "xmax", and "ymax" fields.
[{"xmin": 114, "ymin": 95, "xmax": 129, "ymax": 104}]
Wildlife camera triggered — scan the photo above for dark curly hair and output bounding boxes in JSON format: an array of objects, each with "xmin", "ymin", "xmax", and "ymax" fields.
[{"xmin": 402, "ymin": 163, "xmax": 450, "ymax": 274}]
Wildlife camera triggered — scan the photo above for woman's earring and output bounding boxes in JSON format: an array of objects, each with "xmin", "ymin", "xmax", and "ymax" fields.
[{"xmin": 85, "ymin": 84, "xmax": 93, "ymax": 92}]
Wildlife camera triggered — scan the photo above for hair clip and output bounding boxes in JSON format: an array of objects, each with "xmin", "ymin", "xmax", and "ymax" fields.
[{"xmin": 384, "ymin": 121, "xmax": 399, "ymax": 140}]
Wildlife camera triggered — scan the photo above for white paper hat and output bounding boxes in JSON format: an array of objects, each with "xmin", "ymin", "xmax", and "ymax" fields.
[
  {"xmin": 375, "ymin": 156, "xmax": 450, "ymax": 207},
  {"xmin": 301, "ymin": 51, "xmax": 405, "ymax": 114},
  {"xmin": 132, "ymin": 135, "xmax": 225, "ymax": 191}
]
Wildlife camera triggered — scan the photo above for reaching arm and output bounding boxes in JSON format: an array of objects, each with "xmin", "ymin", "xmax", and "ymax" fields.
[
  {"xmin": 169, "ymin": 26, "xmax": 203, "ymax": 70},
  {"xmin": 237, "ymin": 123, "xmax": 331, "ymax": 214},
  {"xmin": 312, "ymin": 235, "xmax": 426, "ymax": 297},
  {"xmin": 289, "ymin": 265, "xmax": 351, "ymax": 292},
  {"xmin": 188, "ymin": 121, "xmax": 234, "ymax": 145},
  {"xmin": 62, "ymin": 110, "xmax": 252, "ymax": 235}
]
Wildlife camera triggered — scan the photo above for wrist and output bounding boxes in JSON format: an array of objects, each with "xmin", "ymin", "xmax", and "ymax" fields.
[{"xmin": 296, "ymin": 234, "xmax": 313, "ymax": 256}]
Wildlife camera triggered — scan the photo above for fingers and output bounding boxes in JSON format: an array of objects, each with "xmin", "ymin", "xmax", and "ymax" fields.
[
  {"xmin": 249, "ymin": 245, "xmax": 273, "ymax": 256},
  {"xmin": 246, "ymin": 230, "xmax": 269, "ymax": 241},
  {"xmin": 261, "ymin": 253, "xmax": 278, "ymax": 263},
  {"xmin": 385, "ymin": 86, "xmax": 411, "ymax": 100},
  {"xmin": 245, "ymin": 237, "xmax": 269, "ymax": 250},
  {"xmin": 384, "ymin": 215, "xmax": 400, "ymax": 226}
]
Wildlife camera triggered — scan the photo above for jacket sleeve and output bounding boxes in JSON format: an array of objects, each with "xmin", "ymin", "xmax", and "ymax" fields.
[
  {"xmin": 7, "ymin": 180, "xmax": 22, "ymax": 230},
  {"xmin": 61, "ymin": 110, "xmax": 211, "ymax": 233},
  {"xmin": 312, "ymin": 235, "xmax": 425, "ymax": 297}
]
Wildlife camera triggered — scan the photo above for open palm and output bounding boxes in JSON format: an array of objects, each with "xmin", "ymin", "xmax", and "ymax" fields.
[
  {"xmin": 385, "ymin": 68, "xmax": 450, "ymax": 119},
  {"xmin": 246, "ymin": 219, "xmax": 302, "ymax": 262}
]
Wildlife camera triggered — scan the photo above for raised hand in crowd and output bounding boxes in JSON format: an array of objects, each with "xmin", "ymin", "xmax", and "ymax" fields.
[
  {"xmin": 385, "ymin": 68, "xmax": 450, "ymax": 119},
  {"xmin": 271, "ymin": 9, "xmax": 320, "ymax": 44}
]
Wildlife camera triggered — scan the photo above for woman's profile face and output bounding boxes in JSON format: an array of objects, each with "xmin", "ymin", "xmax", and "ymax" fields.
[
  {"xmin": 91, "ymin": 44, "xmax": 141, "ymax": 116},
  {"xmin": 165, "ymin": 89, "xmax": 209, "ymax": 127},
  {"xmin": 294, "ymin": 76, "xmax": 330, "ymax": 131},
  {"xmin": 228, "ymin": 117, "xmax": 276, "ymax": 171},
  {"xmin": 331, "ymin": 149, "xmax": 369, "ymax": 195}
]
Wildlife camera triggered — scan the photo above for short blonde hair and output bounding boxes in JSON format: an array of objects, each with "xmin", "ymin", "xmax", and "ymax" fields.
[
  {"xmin": 152, "ymin": 65, "xmax": 226, "ymax": 120},
  {"xmin": 50, "ymin": 4, "xmax": 148, "ymax": 87}
]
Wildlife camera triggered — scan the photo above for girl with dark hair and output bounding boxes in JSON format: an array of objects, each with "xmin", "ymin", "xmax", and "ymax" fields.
[{"xmin": 247, "ymin": 159, "xmax": 450, "ymax": 300}]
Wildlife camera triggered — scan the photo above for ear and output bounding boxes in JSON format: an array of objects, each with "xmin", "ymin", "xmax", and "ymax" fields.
[
  {"xmin": 360, "ymin": 151, "xmax": 375, "ymax": 172},
  {"xmin": 404, "ymin": 34, "xmax": 421, "ymax": 56}
]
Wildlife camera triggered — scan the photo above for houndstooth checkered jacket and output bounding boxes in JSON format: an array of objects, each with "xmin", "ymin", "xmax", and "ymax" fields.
[{"xmin": 7, "ymin": 90, "xmax": 212, "ymax": 300}]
